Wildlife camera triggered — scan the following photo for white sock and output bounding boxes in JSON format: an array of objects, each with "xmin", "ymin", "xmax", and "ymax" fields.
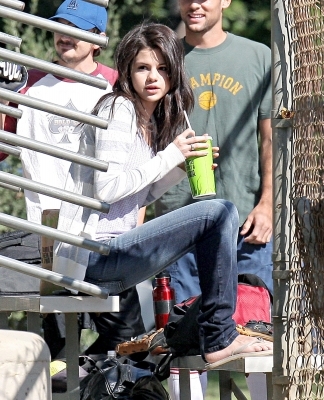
[{"xmin": 167, "ymin": 368, "xmax": 207, "ymax": 400}]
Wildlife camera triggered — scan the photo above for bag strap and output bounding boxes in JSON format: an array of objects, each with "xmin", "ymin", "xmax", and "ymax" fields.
[
  {"xmin": 154, "ymin": 352, "xmax": 177, "ymax": 382},
  {"xmin": 238, "ymin": 273, "xmax": 267, "ymax": 288}
]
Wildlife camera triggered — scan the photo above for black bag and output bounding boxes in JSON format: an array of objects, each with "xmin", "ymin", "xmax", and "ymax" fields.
[
  {"xmin": 156, "ymin": 274, "xmax": 272, "ymax": 380},
  {"xmin": 164, "ymin": 295, "xmax": 201, "ymax": 357},
  {"xmin": 130, "ymin": 375, "xmax": 169, "ymax": 400},
  {"xmin": 155, "ymin": 296, "xmax": 201, "ymax": 382},
  {"xmin": 80, "ymin": 356, "xmax": 169, "ymax": 400},
  {"xmin": 0, "ymin": 230, "xmax": 41, "ymax": 294}
]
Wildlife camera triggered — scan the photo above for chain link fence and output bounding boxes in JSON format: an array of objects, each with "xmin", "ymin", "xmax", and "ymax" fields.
[{"xmin": 281, "ymin": 0, "xmax": 324, "ymax": 398}]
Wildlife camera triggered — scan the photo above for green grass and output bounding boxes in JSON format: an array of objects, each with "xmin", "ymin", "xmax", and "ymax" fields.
[{"xmin": 205, "ymin": 371, "xmax": 250, "ymax": 399}]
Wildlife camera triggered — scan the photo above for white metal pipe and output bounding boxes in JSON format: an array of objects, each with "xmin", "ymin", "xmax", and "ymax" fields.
[
  {"xmin": 0, "ymin": 32, "xmax": 21, "ymax": 47},
  {"xmin": 0, "ymin": 0, "xmax": 24, "ymax": 11},
  {"xmin": 0, "ymin": 130, "xmax": 109, "ymax": 171},
  {"xmin": 0, "ymin": 255, "xmax": 109, "ymax": 298},
  {"xmin": 0, "ymin": 6, "xmax": 108, "ymax": 47},
  {"xmin": 0, "ymin": 142, "xmax": 20, "ymax": 157},
  {"xmin": 0, "ymin": 212, "xmax": 111, "ymax": 254},
  {"xmin": 0, "ymin": 181, "xmax": 20, "ymax": 191},
  {"xmin": 0, "ymin": 171, "xmax": 110, "ymax": 212},
  {"xmin": 0, "ymin": 48, "xmax": 108, "ymax": 90},
  {"xmin": 0, "ymin": 103, "xmax": 22, "ymax": 119},
  {"xmin": 271, "ymin": 0, "xmax": 293, "ymax": 397},
  {"xmin": 0, "ymin": 89, "xmax": 108, "ymax": 129}
]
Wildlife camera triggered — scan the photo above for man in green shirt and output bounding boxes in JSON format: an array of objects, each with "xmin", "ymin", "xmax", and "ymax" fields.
[{"xmin": 155, "ymin": 0, "xmax": 272, "ymax": 398}]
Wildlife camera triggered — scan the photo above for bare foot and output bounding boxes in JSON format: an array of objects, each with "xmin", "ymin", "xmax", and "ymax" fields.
[{"xmin": 205, "ymin": 334, "xmax": 273, "ymax": 365}]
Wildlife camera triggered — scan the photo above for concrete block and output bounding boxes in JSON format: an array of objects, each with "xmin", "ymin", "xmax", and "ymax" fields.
[{"xmin": 0, "ymin": 330, "xmax": 51, "ymax": 400}]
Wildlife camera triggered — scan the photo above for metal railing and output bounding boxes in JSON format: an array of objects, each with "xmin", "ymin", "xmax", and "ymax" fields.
[
  {"xmin": 0, "ymin": 48, "xmax": 108, "ymax": 89},
  {"xmin": 0, "ymin": 0, "xmax": 113, "ymax": 299},
  {"xmin": 0, "ymin": 0, "xmax": 24, "ymax": 11},
  {"xmin": 0, "ymin": 254, "xmax": 109, "ymax": 298},
  {"xmin": 0, "ymin": 212, "xmax": 110, "ymax": 255},
  {"xmin": 0, "ymin": 32, "xmax": 21, "ymax": 47},
  {"xmin": 0, "ymin": 130, "xmax": 109, "ymax": 171},
  {"xmin": 0, "ymin": 103, "xmax": 22, "ymax": 119},
  {"xmin": 0, "ymin": 89, "xmax": 108, "ymax": 128},
  {"xmin": 0, "ymin": 171, "xmax": 110, "ymax": 212},
  {"xmin": 0, "ymin": 5, "xmax": 108, "ymax": 47}
]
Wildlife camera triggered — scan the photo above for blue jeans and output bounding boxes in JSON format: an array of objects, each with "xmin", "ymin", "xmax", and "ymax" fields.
[
  {"xmin": 166, "ymin": 229, "xmax": 273, "ymax": 304},
  {"xmin": 85, "ymin": 200, "xmax": 239, "ymax": 354},
  {"xmin": 237, "ymin": 233, "xmax": 273, "ymax": 295}
]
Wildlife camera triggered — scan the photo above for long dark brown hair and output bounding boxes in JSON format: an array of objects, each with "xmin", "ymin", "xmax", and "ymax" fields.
[{"xmin": 93, "ymin": 22, "xmax": 194, "ymax": 153}]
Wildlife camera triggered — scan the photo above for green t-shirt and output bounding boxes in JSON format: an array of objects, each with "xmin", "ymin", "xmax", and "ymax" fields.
[{"xmin": 155, "ymin": 33, "xmax": 271, "ymax": 226}]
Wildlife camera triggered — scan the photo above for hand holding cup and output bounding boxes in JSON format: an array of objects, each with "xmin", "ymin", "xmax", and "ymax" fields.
[
  {"xmin": 185, "ymin": 134, "xmax": 216, "ymax": 199},
  {"xmin": 173, "ymin": 130, "xmax": 217, "ymax": 198}
]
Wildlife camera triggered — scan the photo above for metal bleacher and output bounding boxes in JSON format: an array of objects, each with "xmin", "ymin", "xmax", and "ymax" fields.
[{"xmin": 0, "ymin": 1, "xmax": 119, "ymax": 399}]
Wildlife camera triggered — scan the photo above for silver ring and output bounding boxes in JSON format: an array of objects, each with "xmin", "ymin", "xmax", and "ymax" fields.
[{"xmin": 190, "ymin": 144, "xmax": 194, "ymax": 151}]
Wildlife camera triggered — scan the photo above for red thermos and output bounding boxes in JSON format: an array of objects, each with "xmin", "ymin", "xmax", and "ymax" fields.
[{"xmin": 153, "ymin": 271, "xmax": 175, "ymax": 329}]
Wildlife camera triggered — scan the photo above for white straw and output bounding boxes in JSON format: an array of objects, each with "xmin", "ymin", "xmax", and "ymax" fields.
[{"xmin": 184, "ymin": 111, "xmax": 192, "ymax": 130}]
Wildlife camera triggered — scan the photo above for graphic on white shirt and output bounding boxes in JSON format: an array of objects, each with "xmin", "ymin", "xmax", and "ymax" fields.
[{"xmin": 47, "ymin": 99, "xmax": 83, "ymax": 144}]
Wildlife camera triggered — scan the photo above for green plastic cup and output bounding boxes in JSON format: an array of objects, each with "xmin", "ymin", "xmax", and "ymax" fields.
[{"xmin": 185, "ymin": 138, "xmax": 216, "ymax": 199}]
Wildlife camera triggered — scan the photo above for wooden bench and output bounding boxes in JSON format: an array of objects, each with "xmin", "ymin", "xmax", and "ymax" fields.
[
  {"xmin": 171, "ymin": 354, "xmax": 273, "ymax": 400},
  {"xmin": 0, "ymin": 293, "xmax": 119, "ymax": 400}
]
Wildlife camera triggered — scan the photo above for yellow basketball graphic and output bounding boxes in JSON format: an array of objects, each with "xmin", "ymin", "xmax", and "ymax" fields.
[{"xmin": 198, "ymin": 91, "xmax": 217, "ymax": 110}]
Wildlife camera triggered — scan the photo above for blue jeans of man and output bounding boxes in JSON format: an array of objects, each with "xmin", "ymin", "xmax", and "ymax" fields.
[
  {"xmin": 84, "ymin": 200, "xmax": 239, "ymax": 355},
  {"xmin": 166, "ymin": 230, "xmax": 273, "ymax": 304}
]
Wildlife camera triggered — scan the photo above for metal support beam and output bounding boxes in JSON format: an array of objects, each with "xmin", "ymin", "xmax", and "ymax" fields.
[
  {"xmin": 0, "ymin": 142, "xmax": 20, "ymax": 157},
  {"xmin": 0, "ymin": 89, "xmax": 108, "ymax": 129},
  {"xmin": 0, "ymin": 6, "xmax": 108, "ymax": 48},
  {"xmin": 0, "ymin": 171, "xmax": 110, "ymax": 212},
  {"xmin": 272, "ymin": 0, "xmax": 293, "ymax": 398},
  {"xmin": 0, "ymin": 0, "xmax": 24, "ymax": 10},
  {"xmin": 0, "ymin": 48, "xmax": 108, "ymax": 90},
  {"xmin": 0, "ymin": 255, "xmax": 109, "ymax": 298},
  {"xmin": 0, "ymin": 103, "xmax": 22, "ymax": 119},
  {"xmin": 0, "ymin": 130, "xmax": 109, "ymax": 171},
  {"xmin": 0, "ymin": 32, "xmax": 21, "ymax": 48},
  {"xmin": 0, "ymin": 212, "xmax": 111, "ymax": 255},
  {"xmin": 0, "ymin": 181, "xmax": 20, "ymax": 191}
]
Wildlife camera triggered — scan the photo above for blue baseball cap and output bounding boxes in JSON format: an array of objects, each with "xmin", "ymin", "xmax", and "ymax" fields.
[{"xmin": 49, "ymin": 0, "xmax": 108, "ymax": 32}]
